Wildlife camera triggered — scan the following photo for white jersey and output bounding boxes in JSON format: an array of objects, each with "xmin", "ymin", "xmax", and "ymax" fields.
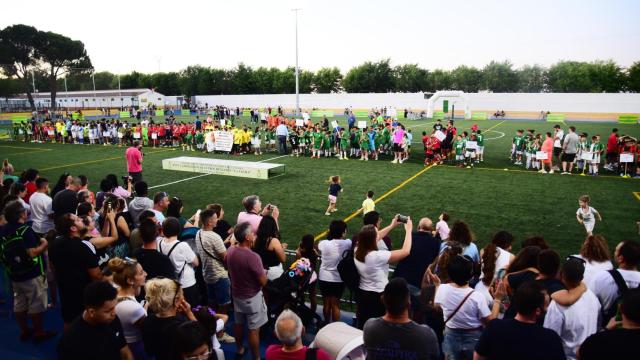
[{"xmin": 576, "ymin": 206, "xmax": 598, "ymax": 223}]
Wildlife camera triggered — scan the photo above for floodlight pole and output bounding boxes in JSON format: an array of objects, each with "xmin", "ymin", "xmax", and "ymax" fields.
[{"xmin": 292, "ymin": 8, "xmax": 301, "ymax": 116}]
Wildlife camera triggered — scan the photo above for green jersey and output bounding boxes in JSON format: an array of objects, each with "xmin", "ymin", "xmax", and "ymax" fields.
[
  {"xmin": 454, "ymin": 140, "xmax": 465, "ymax": 155},
  {"xmin": 579, "ymin": 140, "xmax": 591, "ymax": 151},
  {"xmin": 476, "ymin": 133, "xmax": 484, "ymax": 146},
  {"xmin": 324, "ymin": 134, "xmax": 332, "ymax": 149},
  {"xmin": 195, "ymin": 132, "xmax": 204, "ymax": 144},
  {"xmin": 313, "ymin": 132, "xmax": 324, "ymax": 148},
  {"xmin": 513, "ymin": 135, "xmax": 525, "ymax": 149},
  {"xmin": 340, "ymin": 134, "xmax": 349, "ymax": 148}
]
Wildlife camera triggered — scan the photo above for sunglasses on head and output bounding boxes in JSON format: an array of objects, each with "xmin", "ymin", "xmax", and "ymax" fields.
[{"xmin": 566, "ymin": 255, "xmax": 586, "ymax": 264}]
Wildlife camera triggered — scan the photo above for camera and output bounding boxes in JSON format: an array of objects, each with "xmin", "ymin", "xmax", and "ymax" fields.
[
  {"xmin": 122, "ymin": 175, "xmax": 131, "ymax": 183},
  {"xmin": 396, "ymin": 214, "xmax": 409, "ymax": 223}
]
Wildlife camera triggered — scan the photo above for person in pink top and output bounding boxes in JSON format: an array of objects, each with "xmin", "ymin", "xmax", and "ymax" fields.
[
  {"xmin": 125, "ymin": 141, "xmax": 143, "ymax": 184},
  {"xmin": 539, "ymin": 132, "xmax": 555, "ymax": 174},
  {"xmin": 236, "ymin": 195, "xmax": 279, "ymax": 233},
  {"xmin": 266, "ymin": 310, "xmax": 331, "ymax": 360},
  {"xmin": 392, "ymin": 125, "xmax": 406, "ymax": 164}
]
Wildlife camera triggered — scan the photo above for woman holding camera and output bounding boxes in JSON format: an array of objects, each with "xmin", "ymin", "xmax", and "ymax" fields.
[{"xmin": 354, "ymin": 215, "xmax": 413, "ymax": 329}]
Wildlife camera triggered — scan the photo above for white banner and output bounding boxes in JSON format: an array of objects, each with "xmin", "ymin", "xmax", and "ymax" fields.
[
  {"xmin": 465, "ymin": 141, "xmax": 477, "ymax": 150},
  {"xmin": 580, "ymin": 152, "xmax": 593, "ymax": 161},
  {"xmin": 536, "ymin": 151, "xmax": 548, "ymax": 160},
  {"xmin": 133, "ymin": 133, "xmax": 141, "ymax": 139},
  {"xmin": 620, "ymin": 153, "xmax": 634, "ymax": 163},
  {"xmin": 151, "ymin": 133, "xmax": 158, "ymax": 139},
  {"xmin": 331, "ymin": 120, "xmax": 339, "ymax": 128},
  {"xmin": 434, "ymin": 130, "xmax": 446, "ymax": 142},
  {"xmin": 103, "ymin": 131, "xmax": 111, "ymax": 137},
  {"xmin": 213, "ymin": 131, "xmax": 233, "ymax": 152},
  {"xmin": 357, "ymin": 121, "xmax": 367, "ymax": 129},
  {"xmin": 220, "ymin": 119, "xmax": 226, "ymax": 127},
  {"xmin": 295, "ymin": 119, "xmax": 304, "ymax": 127}
]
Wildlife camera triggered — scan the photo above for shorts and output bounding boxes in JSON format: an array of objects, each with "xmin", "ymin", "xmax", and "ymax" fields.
[
  {"xmin": 13, "ymin": 275, "xmax": 48, "ymax": 314},
  {"xmin": 426, "ymin": 153, "xmax": 434, "ymax": 160},
  {"xmin": 465, "ymin": 151, "xmax": 476, "ymax": 158},
  {"xmin": 328, "ymin": 195, "xmax": 337, "ymax": 204},
  {"xmin": 443, "ymin": 327, "xmax": 483, "ymax": 360},
  {"xmin": 606, "ymin": 152, "xmax": 618, "ymax": 162},
  {"xmin": 319, "ymin": 280, "xmax": 345, "ymax": 298},
  {"xmin": 269, "ymin": 140, "xmax": 276, "ymax": 145},
  {"xmin": 562, "ymin": 153, "xmax": 576, "ymax": 162},
  {"xmin": 515, "ymin": 150, "xmax": 522, "ymax": 155},
  {"xmin": 477, "ymin": 146, "xmax": 484, "ymax": 154},
  {"xmin": 553, "ymin": 147, "xmax": 562, "ymax": 157},
  {"xmin": 393, "ymin": 143, "xmax": 402, "ymax": 152},
  {"xmin": 233, "ymin": 291, "xmax": 268, "ymax": 330},
  {"xmin": 207, "ymin": 277, "xmax": 231, "ymax": 306},
  {"xmin": 456, "ymin": 154, "xmax": 464, "ymax": 161}
]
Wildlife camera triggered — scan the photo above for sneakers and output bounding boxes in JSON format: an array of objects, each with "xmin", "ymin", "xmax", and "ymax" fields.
[
  {"xmin": 217, "ymin": 332, "xmax": 235, "ymax": 344},
  {"xmin": 538, "ymin": 169, "xmax": 547, "ymax": 173},
  {"xmin": 325, "ymin": 212, "xmax": 330, "ymax": 216},
  {"xmin": 549, "ymin": 170, "xmax": 555, "ymax": 174},
  {"xmin": 331, "ymin": 208, "xmax": 338, "ymax": 213},
  {"xmin": 391, "ymin": 159, "xmax": 398, "ymax": 164},
  {"xmin": 561, "ymin": 172, "xmax": 569, "ymax": 175}
]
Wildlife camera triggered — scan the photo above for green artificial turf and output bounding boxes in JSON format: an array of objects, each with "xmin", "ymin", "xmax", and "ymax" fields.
[{"xmin": 2, "ymin": 117, "xmax": 639, "ymax": 258}]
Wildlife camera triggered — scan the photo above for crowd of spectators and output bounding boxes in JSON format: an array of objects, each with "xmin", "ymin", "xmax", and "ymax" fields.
[{"xmin": 1, "ymin": 167, "xmax": 639, "ymax": 360}]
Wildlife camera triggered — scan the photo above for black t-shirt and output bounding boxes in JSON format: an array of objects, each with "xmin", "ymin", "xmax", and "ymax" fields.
[
  {"xmin": 363, "ymin": 318, "xmax": 440, "ymax": 360},
  {"xmin": 48, "ymin": 236, "xmax": 99, "ymax": 322},
  {"xmin": 132, "ymin": 248, "xmax": 175, "ymax": 280},
  {"xmin": 213, "ymin": 219, "xmax": 232, "ymax": 243},
  {"xmin": 329, "ymin": 183, "xmax": 342, "ymax": 197},
  {"xmin": 58, "ymin": 316, "xmax": 127, "ymax": 360},
  {"xmin": 142, "ymin": 314, "xmax": 186, "ymax": 360},
  {"xmin": 395, "ymin": 232, "xmax": 441, "ymax": 288},
  {"xmin": 537, "ymin": 278, "xmax": 566, "ymax": 295},
  {"xmin": 504, "ymin": 270, "xmax": 538, "ymax": 319},
  {"xmin": 580, "ymin": 328, "xmax": 640, "ymax": 360},
  {"xmin": 475, "ymin": 318, "xmax": 565, "ymax": 360},
  {"xmin": 52, "ymin": 188, "xmax": 79, "ymax": 220},
  {"xmin": 0, "ymin": 221, "xmax": 45, "ymax": 282}
]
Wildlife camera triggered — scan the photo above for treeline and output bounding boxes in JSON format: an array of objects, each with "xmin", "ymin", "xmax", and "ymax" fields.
[{"xmin": 12, "ymin": 59, "xmax": 640, "ymax": 97}]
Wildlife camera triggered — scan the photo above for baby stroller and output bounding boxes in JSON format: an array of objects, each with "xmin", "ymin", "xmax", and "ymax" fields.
[{"xmin": 264, "ymin": 258, "xmax": 322, "ymax": 329}]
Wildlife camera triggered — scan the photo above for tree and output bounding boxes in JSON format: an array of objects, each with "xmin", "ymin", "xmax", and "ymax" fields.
[
  {"xmin": 230, "ymin": 63, "xmax": 256, "ymax": 94},
  {"xmin": 38, "ymin": 31, "xmax": 92, "ymax": 109},
  {"xmin": 426, "ymin": 69, "xmax": 452, "ymax": 92},
  {"xmin": 0, "ymin": 77, "xmax": 21, "ymax": 99},
  {"xmin": 451, "ymin": 65, "xmax": 483, "ymax": 92},
  {"xmin": 588, "ymin": 60, "xmax": 625, "ymax": 93},
  {"xmin": 314, "ymin": 67, "xmax": 343, "ymax": 93},
  {"xmin": 0, "ymin": 24, "xmax": 43, "ymax": 110},
  {"xmin": 119, "ymin": 71, "xmax": 144, "ymax": 90},
  {"xmin": 547, "ymin": 61, "xmax": 593, "ymax": 92},
  {"xmin": 517, "ymin": 65, "xmax": 547, "ymax": 92},
  {"xmin": 393, "ymin": 64, "xmax": 428, "ymax": 92},
  {"xmin": 483, "ymin": 60, "xmax": 519, "ymax": 92},
  {"xmin": 628, "ymin": 61, "xmax": 640, "ymax": 92},
  {"xmin": 342, "ymin": 59, "xmax": 394, "ymax": 93}
]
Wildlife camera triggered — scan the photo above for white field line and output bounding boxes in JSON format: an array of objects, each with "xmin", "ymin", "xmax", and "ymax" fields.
[{"xmin": 149, "ymin": 154, "xmax": 290, "ymax": 189}]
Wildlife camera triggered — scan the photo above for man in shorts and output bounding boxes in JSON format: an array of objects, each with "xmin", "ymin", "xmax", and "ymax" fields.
[
  {"xmin": 226, "ymin": 222, "xmax": 268, "ymax": 360},
  {"xmin": 561, "ymin": 126, "xmax": 579, "ymax": 174}
]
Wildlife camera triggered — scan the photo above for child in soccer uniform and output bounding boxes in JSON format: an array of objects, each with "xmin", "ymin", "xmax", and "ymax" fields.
[
  {"xmin": 349, "ymin": 128, "xmax": 360, "ymax": 158},
  {"xmin": 530, "ymin": 136, "xmax": 541, "ymax": 170},
  {"xmin": 267, "ymin": 128, "xmax": 276, "ymax": 152},
  {"xmin": 338, "ymin": 128, "xmax": 349, "ymax": 160},
  {"xmin": 289, "ymin": 128, "xmax": 300, "ymax": 157},
  {"xmin": 325, "ymin": 175, "xmax": 343, "ymax": 216},
  {"xmin": 323, "ymin": 131, "xmax": 332, "ymax": 157},
  {"xmin": 312, "ymin": 128, "xmax": 323, "ymax": 158},
  {"xmin": 465, "ymin": 133, "xmax": 477, "ymax": 168},
  {"xmin": 423, "ymin": 132, "xmax": 434, "ymax": 165},
  {"xmin": 359, "ymin": 130, "xmax": 369, "ymax": 161},
  {"xmin": 525, "ymin": 134, "xmax": 536, "ymax": 169},
  {"xmin": 242, "ymin": 127, "xmax": 251, "ymax": 154},
  {"xmin": 184, "ymin": 130, "xmax": 194, "ymax": 151},
  {"xmin": 576, "ymin": 195, "xmax": 602, "ymax": 236},
  {"xmin": 576, "ymin": 133, "xmax": 590, "ymax": 174},
  {"xmin": 453, "ymin": 135, "xmax": 465, "ymax": 167},
  {"xmin": 195, "ymin": 130, "xmax": 205, "ymax": 151},
  {"xmin": 476, "ymin": 130, "xmax": 485, "ymax": 162},
  {"xmin": 368, "ymin": 127, "xmax": 378, "ymax": 160},
  {"xmin": 251, "ymin": 127, "xmax": 262, "ymax": 155},
  {"xmin": 513, "ymin": 130, "xmax": 525, "ymax": 165}
]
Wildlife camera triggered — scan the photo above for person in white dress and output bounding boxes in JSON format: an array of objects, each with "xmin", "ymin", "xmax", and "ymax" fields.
[
  {"xmin": 572, "ymin": 235, "xmax": 613, "ymax": 289},
  {"xmin": 576, "ymin": 195, "xmax": 601, "ymax": 235}
]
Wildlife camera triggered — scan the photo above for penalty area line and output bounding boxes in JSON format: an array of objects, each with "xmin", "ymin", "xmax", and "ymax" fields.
[{"xmin": 149, "ymin": 154, "xmax": 290, "ymax": 190}]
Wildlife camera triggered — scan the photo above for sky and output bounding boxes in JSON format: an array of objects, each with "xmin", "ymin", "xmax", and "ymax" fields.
[{"xmin": 2, "ymin": 0, "xmax": 639, "ymax": 74}]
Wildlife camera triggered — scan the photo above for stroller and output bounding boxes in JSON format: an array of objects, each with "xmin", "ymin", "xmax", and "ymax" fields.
[{"xmin": 264, "ymin": 258, "xmax": 323, "ymax": 329}]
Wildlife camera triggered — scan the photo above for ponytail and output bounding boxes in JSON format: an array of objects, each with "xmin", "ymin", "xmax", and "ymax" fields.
[{"xmin": 481, "ymin": 243, "xmax": 498, "ymax": 286}]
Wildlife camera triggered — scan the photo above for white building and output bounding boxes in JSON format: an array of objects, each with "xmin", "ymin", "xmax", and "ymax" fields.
[{"xmin": 17, "ymin": 89, "xmax": 182, "ymax": 109}]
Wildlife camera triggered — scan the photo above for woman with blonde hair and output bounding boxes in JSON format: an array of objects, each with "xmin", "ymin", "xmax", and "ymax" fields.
[
  {"xmin": 142, "ymin": 278, "xmax": 196, "ymax": 360},
  {"xmin": 108, "ymin": 257, "xmax": 148, "ymax": 359},
  {"xmin": 573, "ymin": 234, "xmax": 613, "ymax": 288}
]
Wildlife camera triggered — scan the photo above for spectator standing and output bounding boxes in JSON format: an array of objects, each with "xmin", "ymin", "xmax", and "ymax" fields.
[
  {"xmin": 573, "ymin": 235, "xmax": 613, "ymax": 289},
  {"xmin": 57, "ymin": 281, "xmax": 133, "ymax": 360},
  {"xmin": 52, "ymin": 177, "xmax": 80, "ymax": 221},
  {"xmin": 354, "ymin": 217, "xmax": 413, "ymax": 329},
  {"xmin": 605, "ymin": 128, "xmax": 619, "ymax": 170},
  {"xmin": 132, "ymin": 218, "xmax": 174, "ymax": 281},
  {"xmin": 543, "ymin": 257, "xmax": 600, "ymax": 360},
  {"xmin": 266, "ymin": 310, "xmax": 332, "ymax": 360},
  {"xmin": 49, "ymin": 213, "xmax": 102, "ymax": 330},
  {"xmin": 173, "ymin": 321, "xmax": 215, "ymax": 360},
  {"xmin": 157, "ymin": 217, "xmax": 200, "ymax": 306},
  {"xmin": 225, "ymin": 222, "xmax": 268, "ymax": 360},
  {"xmin": 0, "ymin": 201, "xmax": 55, "ymax": 342},
  {"xmin": 150, "ymin": 192, "xmax": 169, "ymax": 223},
  {"xmin": 126, "ymin": 141, "xmax": 144, "ymax": 184},
  {"xmin": 254, "ymin": 215, "xmax": 287, "ymax": 280},
  {"xmin": 395, "ymin": 217, "xmax": 441, "ymax": 293},
  {"xmin": 29, "ymin": 178, "xmax": 55, "ymax": 235},
  {"xmin": 561, "ymin": 126, "xmax": 579, "ymax": 174},
  {"xmin": 447, "ymin": 221, "xmax": 480, "ymax": 263},
  {"xmin": 475, "ymin": 231, "xmax": 515, "ymax": 304},
  {"xmin": 236, "ymin": 195, "xmax": 279, "ymax": 233},
  {"xmin": 21, "ymin": 168, "xmax": 39, "ymax": 203},
  {"xmin": 276, "ymin": 121, "xmax": 289, "ymax": 154},
  {"xmin": 317, "ymin": 220, "xmax": 352, "ymax": 323},
  {"xmin": 128, "ymin": 181, "xmax": 153, "ymax": 227},
  {"xmin": 552, "ymin": 125, "xmax": 564, "ymax": 171},
  {"xmin": 473, "ymin": 281, "xmax": 566, "ymax": 360},
  {"xmin": 207, "ymin": 203, "xmax": 233, "ymax": 242},
  {"xmin": 363, "ymin": 278, "xmax": 440, "ymax": 360},
  {"xmin": 579, "ymin": 288, "xmax": 640, "ymax": 360},
  {"xmin": 196, "ymin": 209, "xmax": 231, "ymax": 313}
]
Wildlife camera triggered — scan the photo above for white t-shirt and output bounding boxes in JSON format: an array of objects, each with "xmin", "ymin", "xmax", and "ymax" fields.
[
  {"xmin": 355, "ymin": 250, "xmax": 391, "ymax": 293},
  {"xmin": 434, "ymin": 284, "xmax": 491, "ymax": 329},
  {"xmin": 573, "ymin": 255, "xmax": 613, "ymax": 290},
  {"xmin": 554, "ymin": 130, "xmax": 564, "ymax": 148},
  {"xmin": 576, "ymin": 207, "xmax": 598, "ymax": 223},
  {"xmin": 435, "ymin": 220, "xmax": 450, "ymax": 240},
  {"xmin": 115, "ymin": 296, "xmax": 146, "ymax": 343},
  {"xmin": 158, "ymin": 238, "xmax": 197, "ymax": 288},
  {"xmin": 473, "ymin": 281, "xmax": 494, "ymax": 309},
  {"xmin": 543, "ymin": 290, "xmax": 600, "ymax": 360},
  {"xmin": 29, "ymin": 192, "xmax": 54, "ymax": 234},
  {"xmin": 151, "ymin": 209, "xmax": 166, "ymax": 223},
  {"xmin": 591, "ymin": 269, "xmax": 640, "ymax": 313},
  {"xmin": 317, "ymin": 239, "xmax": 352, "ymax": 283},
  {"xmin": 210, "ymin": 318, "xmax": 224, "ymax": 349}
]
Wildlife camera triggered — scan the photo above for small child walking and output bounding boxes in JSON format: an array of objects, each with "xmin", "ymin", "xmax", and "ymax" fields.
[
  {"xmin": 296, "ymin": 234, "xmax": 319, "ymax": 314},
  {"xmin": 576, "ymin": 195, "xmax": 602, "ymax": 235},
  {"xmin": 325, "ymin": 175, "xmax": 343, "ymax": 216}
]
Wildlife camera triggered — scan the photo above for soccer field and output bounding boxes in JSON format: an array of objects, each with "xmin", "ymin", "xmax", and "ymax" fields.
[{"xmin": 2, "ymin": 118, "xmax": 640, "ymax": 258}]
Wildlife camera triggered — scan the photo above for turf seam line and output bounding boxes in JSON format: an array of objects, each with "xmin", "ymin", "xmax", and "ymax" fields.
[
  {"xmin": 313, "ymin": 163, "xmax": 437, "ymax": 241},
  {"xmin": 634, "ymin": 192, "xmax": 640, "ymax": 201}
]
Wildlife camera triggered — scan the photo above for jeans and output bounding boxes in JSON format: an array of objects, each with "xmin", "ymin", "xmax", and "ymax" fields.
[
  {"xmin": 277, "ymin": 135, "xmax": 288, "ymax": 154},
  {"xmin": 442, "ymin": 327, "xmax": 482, "ymax": 360}
]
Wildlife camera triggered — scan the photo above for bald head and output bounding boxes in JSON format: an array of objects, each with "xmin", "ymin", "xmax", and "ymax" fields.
[
  {"xmin": 275, "ymin": 310, "xmax": 303, "ymax": 347},
  {"xmin": 418, "ymin": 218, "xmax": 433, "ymax": 231}
]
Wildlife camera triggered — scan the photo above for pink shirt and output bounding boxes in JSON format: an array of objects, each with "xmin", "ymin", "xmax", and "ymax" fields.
[
  {"xmin": 236, "ymin": 211, "xmax": 262, "ymax": 233},
  {"xmin": 266, "ymin": 345, "xmax": 332, "ymax": 360},
  {"xmin": 436, "ymin": 220, "xmax": 450, "ymax": 240},
  {"xmin": 125, "ymin": 147, "xmax": 142, "ymax": 173},
  {"xmin": 393, "ymin": 128, "xmax": 405, "ymax": 144}
]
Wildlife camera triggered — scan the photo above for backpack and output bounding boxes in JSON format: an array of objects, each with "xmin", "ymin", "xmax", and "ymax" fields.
[
  {"xmin": 337, "ymin": 249, "xmax": 360, "ymax": 291},
  {"xmin": 602, "ymin": 269, "xmax": 635, "ymax": 325},
  {"xmin": 0, "ymin": 225, "xmax": 43, "ymax": 279}
]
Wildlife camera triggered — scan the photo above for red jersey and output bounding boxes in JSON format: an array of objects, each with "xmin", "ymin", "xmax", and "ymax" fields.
[{"xmin": 607, "ymin": 133, "xmax": 618, "ymax": 153}]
